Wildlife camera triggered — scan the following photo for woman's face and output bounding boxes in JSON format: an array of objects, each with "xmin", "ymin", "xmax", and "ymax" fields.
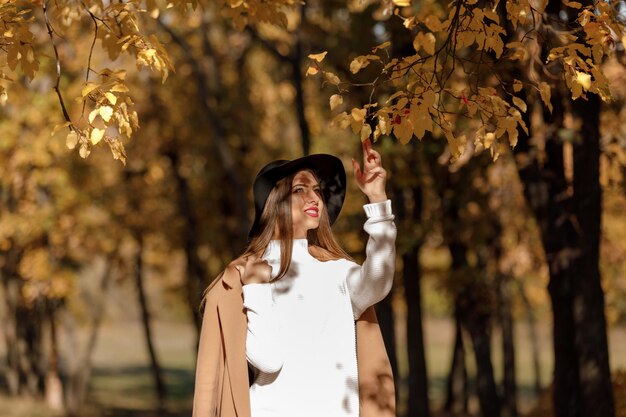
[{"xmin": 290, "ymin": 170, "xmax": 324, "ymax": 239}]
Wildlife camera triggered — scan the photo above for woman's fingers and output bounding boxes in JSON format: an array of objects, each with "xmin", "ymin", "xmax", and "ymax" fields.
[
  {"xmin": 351, "ymin": 158, "xmax": 363, "ymax": 182},
  {"xmin": 361, "ymin": 138, "xmax": 382, "ymax": 169},
  {"xmin": 365, "ymin": 166, "xmax": 386, "ymax": 177},
  {"xmin": 240, "ymin": 256, "xmax": 272, "ymax": 284}
]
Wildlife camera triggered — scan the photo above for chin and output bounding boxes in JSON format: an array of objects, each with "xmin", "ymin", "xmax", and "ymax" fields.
[{"xmin": 308, "ymin": 221, "xmax": 320, "ymax": 230}]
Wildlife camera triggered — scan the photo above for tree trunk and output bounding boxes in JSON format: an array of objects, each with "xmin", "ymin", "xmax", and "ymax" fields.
[
  {"xmin": 515, "ymin": 89, "xmax": 582, "ymax": 417},
  {"xmin": 570, "ymin": 95, "xmax": 614, "ymax": 417},
  {"xmin": 444, "ymin": 314, "xmax": 468, "ymax": 414},
  {"xmin": 403, "ymin": 249, "xmax": 430, "ymax": 417},
  {"xmin": 515, "ymin": 90, "xmax": 614, "ymax": 417},
  {"xmin": 464, "ymin": 309, "xmax": 501, "ymax": 417},
  {"xmin": 134, "ymin": 233, "xmax": 167, "ymax": 411},
  {"xmin": 517, "ymin": 282, "xmax": 542, "ymax": 397},
  {"xmin": 245, "ymin": 5, "xmax": 311, "ymax": 156},
  {"xmin": 292, "ymin": 3, "xmax": 310, "ymax": 155},
  {"xmin": 65, "ymin": 258, "xmax": 114, "ymax": 416},
  {"xmin": 165, "ymin": 149, "xmax": 209, "ymax": 337},
  {"xmin": 158, "ymin": 19, "xmax": 249, "ymax": 249},
  {"xmin": 449, "ymin": 241, "xmax": 501, "ymax": 417},
  {"xmin": 1, "ymin": 261, "xmax": 21, "ymax": 395},
  {"xmin": 1, "ymin": 248, "xmax": 46, "ymax": 399},
  {"xmin": 496, "ymin": 273, "xmax": 517, "ymax": 417},
  {"xmin": 392, "ymin": 173, "xmax": 429, "ymax": 417},
  {"xmin": 44, "ymin": 299, "xmax": 63, "ymax": 411},
  {"xmin": 16, "ymin": 297, "xmax": 46, "ymax": 396},
  {"xmin": 376, "ymin": 292, "xmax": 398, "ymax": 393}
]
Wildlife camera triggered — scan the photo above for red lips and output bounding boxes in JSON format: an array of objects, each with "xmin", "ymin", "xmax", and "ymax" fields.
[{"xmin": 304, "ymin": 207, "xmax": 319, "ymax": 218}]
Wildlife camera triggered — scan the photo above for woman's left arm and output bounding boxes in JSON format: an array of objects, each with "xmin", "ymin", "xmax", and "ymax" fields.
[
  {"xmin": 346, "ymin": 201, "xmax": 397, "ymax": 319},
  {"xmin": 347, "ymin": 139, "xmax": 397, "ymax": 318}
]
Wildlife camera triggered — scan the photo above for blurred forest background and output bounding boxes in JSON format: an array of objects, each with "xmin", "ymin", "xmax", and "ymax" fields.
[{"xmin": 1, "ymin": 0, "xmax": 626, "ymax": 417}]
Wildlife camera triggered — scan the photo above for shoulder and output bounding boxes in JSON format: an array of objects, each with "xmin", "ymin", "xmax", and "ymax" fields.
[
  {"xmin": 203, "ymin": 257, "xmax": 246, "ymax": 303},
  {"xmin": 309, "ymin": 245, "xmax": 342, "ymax": 262},
  {"xmin": 226, "ymin": 257, "xmax": 246, "ymax": 273},
  {"xmin": 309, "ymin": 245, "xmax": 358, "ymax": 269}
]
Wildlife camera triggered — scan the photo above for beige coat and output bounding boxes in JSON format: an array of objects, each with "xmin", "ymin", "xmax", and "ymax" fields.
[{"xmin": 192, "ymin": 259, "xmax": 396, "ymax": 417}]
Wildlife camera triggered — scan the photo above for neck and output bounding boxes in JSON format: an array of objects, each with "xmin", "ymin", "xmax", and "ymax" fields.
[
  {"xmin": 272, "ymin": 230, "xmax": 307, "ymax": 239},
  {"xmin": 263, "ymin": 238, "xmax": 312, "ymax": 263}
]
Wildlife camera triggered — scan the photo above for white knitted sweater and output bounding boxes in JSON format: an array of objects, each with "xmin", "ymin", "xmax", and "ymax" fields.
[{"xmin": 242, "ymin": 200, "xmax": 396, "ymax": 417}]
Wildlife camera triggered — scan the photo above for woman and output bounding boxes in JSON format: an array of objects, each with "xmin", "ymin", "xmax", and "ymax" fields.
[{"xmin": 193, "ymin": 139, "xmax": 397, "ymax": 417}]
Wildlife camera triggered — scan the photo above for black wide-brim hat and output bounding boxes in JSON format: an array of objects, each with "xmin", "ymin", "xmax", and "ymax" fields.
[{"xmin": 248, "ymin": 154, "xmax": 346, "ymax": 240}]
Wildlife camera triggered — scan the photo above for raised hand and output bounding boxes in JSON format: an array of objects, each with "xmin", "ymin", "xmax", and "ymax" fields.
[
  {"xmin": 236, "ymin": 256, "xmax": 272, "ymax": 285},
  {"xmin": 351, "ymin": 138, "xmax": 388, "ymax": 203}
]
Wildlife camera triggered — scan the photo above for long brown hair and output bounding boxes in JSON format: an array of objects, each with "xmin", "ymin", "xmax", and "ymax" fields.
[{"xmin": 242, "ymin": 169, "xmax": 351, "ymax": 280}]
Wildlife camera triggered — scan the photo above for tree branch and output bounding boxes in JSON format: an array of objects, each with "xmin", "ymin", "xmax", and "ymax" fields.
[{"xmin": 43, "ymin": 0, "xmax": 72, "ymax": 127}]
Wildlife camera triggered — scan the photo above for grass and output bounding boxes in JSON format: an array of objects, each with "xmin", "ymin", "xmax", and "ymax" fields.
[
  {"xmin": 86, "ymin": 320, "xmax": 196, "ymax": 414},
  {"xmin": 1, "ymin": 316, "xmax": 625, "ymax": 417}
]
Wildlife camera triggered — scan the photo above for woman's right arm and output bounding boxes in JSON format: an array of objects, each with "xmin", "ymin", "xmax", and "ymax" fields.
[
  {"xmin": 243, "ymin": 283, "xmax": 283, "ymax": 374},
  {"xmin": 238, "ymin": 258, "xmax": 284, "ymax": 374}
]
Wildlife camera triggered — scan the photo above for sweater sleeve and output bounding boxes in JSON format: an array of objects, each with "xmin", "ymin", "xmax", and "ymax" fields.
[
  {"xmin": 243, "ymin": 283, "xmax": 284, "ymax": 374},
  {"xmin": 346, "ymin": 199, "xmax": 397, "ymax": 319}
]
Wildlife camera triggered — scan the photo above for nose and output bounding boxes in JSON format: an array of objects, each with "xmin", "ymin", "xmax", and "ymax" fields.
[{"xmin": 306, "ymin": 189, "xmax": 319, "ymax": 204}]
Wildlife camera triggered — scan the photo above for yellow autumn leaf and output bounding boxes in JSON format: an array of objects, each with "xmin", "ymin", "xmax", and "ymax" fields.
[
  {"xmin": 66, "ymin": 131, "xmax": 78, "ymax": 150},
  {"xmin": 79, "ymin": 145, "xmax": 91, "ymax": 159},
  {"xmin": 446, "ymin": 132, "xmax": 467, "ymax": 160},
  {"xmin": 88, "ymin": 109, "xmax": 99, "ymax": 124},
  {"xmin": 422, "ymin": 89, "xmax": 437, "ymax": 108},
  {"xmin": 378, "ymin": 114, "xmax": 390, "ymax": 135},
  {"xmin": 90, "ymin": 128, "xmax": 104, "ymax": 145},
  {"xmin": 324, "ymin": 71, "xmax": 341, "ymax": 85},
  {"xmin": 331, "ymin": 112, "xmax": 352, "ymax": 130},
  {"xmin": 99, "ymin": 106, "xmax": 114, "ymax": 122},
  {"xmin": 575, "ymin": 71, "xmax": 592, "ymax": 90},
  {"xmin": 330, "ymin": 94, "xmax": 343, "ymax": 111},
  {"xmin": 422, "ymin": 33, "xmax": 436, "ymax": 55},
  {"xmin": 483, "ymin": 8, "xmax": 499, "ymax": 23},
  {"xmin": 372, "ymin": 41, "xmax": 391, "ymax": 51},
  {"xmin": 82, "ymin": 83, "xmax": 99, "ymax": 97},
  {"xmin": 403, "ymin": 16, "xmax": 417, "ymax": 29},
  {"xmin": 110, "ymin": 83, "xmax": 129, "ymax": 93},
  {"xmin": 507, "ymin": 43, "xmax": 527, "ymax": 61},
  {"xmin": 351, "ymin": 107, "xmax": 367, "ymax": 122},
  {"xmin": 7, "ymin": 46, "xmax": 18, "ymax": 71},
  {"xmin": 563, "ymin": 0, "xmax": 582, "ymax": 8},
  {"xmin": 0, "ymin": 90, "xmax": 7, "ymax": 106},
  {"xmin": 360, "ymin": 124, "xmax": 372, "ymax": 142},
  {"xmin": 456, "ymin": 32, "xmax": 475, "ymax": 49},
  {"xmin": 305, "ymin": 66, "xmax": 319, "ymax": 76},
  {"xmin": 539, "ymin": 82, "xmax": 553, "ymax": 113},
  {"xmin": 350, "ymin": 56, "xmax": 371, "ymax": 74},
  {"xmin": 513, "ymin": 79, "xmax": 523, "ymax": 92},
  {"xmin": 512, "ymin": 96, "xmax": 527, "ymax": 113},
  {"xmin": 393, "ymin": 0, "xmax": 411, "ymax": 6},
  {"xmin": 393, "ymin": 117, "xmax": 413, "ymax": 144},
  {"xmin": 408, "ymin": 104, "xmax": 432, "ymax": 140},
  {"xmin": 308, "ymin": 52, "xmax": 327, "ymax": 62},
  {"xmin": 396, "ymin": 97, "xmax": 409, "ymax": 109},
  {"xmin": 413, "ymin": 32, "xmax": 436, "ymax": 55},
  {"xmin": 51, "ymin": 122, "xmax": 71, "ymax": 136},
  {"xmin": 423, "ymin": 15, "xmax": 444, "ymax": 32},
  {"xmin": 484, "ymin": 132, "xmax": 495, "ymax": 149},
  {"xmin": 489, "ymin": 34, "xmax": 505, "ymax": 58},
  {"xmin": 104, "ymin": 92, "xmax": 118, "ymax": 105}
]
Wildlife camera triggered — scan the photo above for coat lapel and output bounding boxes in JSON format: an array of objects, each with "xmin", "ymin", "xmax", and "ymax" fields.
[{"xmin": 217, "ymin": 264, "xmax": 250, "ymax": 417}]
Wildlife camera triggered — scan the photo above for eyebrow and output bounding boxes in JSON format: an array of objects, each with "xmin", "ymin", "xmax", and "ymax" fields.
[{"xmin": 292, "ymin": 182, "xmax": 320, "ymax": 188}]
